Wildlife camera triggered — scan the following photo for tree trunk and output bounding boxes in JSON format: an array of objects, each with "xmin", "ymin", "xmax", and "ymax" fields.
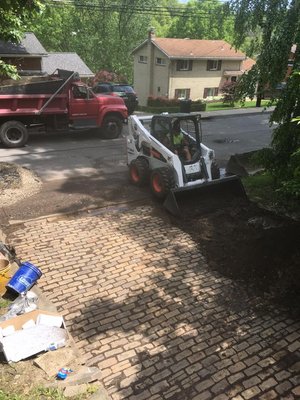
[{"xmin": 256, "ymin": 94, "xmax": 262, "ymax": 107}]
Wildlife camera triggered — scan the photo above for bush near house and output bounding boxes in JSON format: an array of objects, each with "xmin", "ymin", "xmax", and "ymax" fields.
[
  {"xmin": 140, "ymin": 96, "xmax": 206, "ymax": 113},
  {"xmin": 221, "ymin": 81, "xmax": 238, "ymax": 106}
]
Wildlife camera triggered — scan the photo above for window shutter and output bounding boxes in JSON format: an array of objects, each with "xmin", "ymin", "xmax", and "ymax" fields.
[
  {"xmin": 206, "ymin": 61, "xmax": 210, "ymax": 71},
  {"xmin": 186, "ymin": 89, "xmax": 191, "ymax": 98},
  {"xmin": 214, "ymin": 87, "xmax": 219, "ymax": 96},
  {"xmin": 217, "ymin": 60, "xmax": 222, "ymax": 70},
  {"xmin": 203, "ymin": 88, "xmax": 208, "ymax": 98},
  {"xmin": 176, "ymin": 61, "xmax": 180, "ymax": 71},
  {"xmin": 188, "ymin": 60, "xmax": 193, "ymax": 71}
]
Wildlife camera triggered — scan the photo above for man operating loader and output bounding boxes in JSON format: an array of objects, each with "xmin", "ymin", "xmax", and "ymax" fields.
[{"xmin": 171, "ymin": 119, "xmax": 192, "ymax": 161}]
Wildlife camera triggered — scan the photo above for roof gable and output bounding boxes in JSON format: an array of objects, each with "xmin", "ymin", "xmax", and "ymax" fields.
[{"xmin": 0, "ymin": 32, "xmax": 47, "ymax": 56}]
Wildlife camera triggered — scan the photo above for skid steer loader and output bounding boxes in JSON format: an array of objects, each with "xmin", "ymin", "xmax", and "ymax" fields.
[{"xmin": 127, "ymin": 113, "xmax": 246, "ymax": 216}]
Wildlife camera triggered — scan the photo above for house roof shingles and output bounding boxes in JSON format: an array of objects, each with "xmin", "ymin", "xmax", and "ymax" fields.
[
  {"xmin": 0, "ymin": 32, "xmax": 47, "ymax": 56},
  {"xmin": 42, "ymin": 53, "xmax": 94, "ymax": 77},
  {"xmin": 241, "ymin": 57, "xmax": 256, "ymax": 71},
  {"xmin": 134, "ymin": 37, "xmax": 246, "ymax": 60}
]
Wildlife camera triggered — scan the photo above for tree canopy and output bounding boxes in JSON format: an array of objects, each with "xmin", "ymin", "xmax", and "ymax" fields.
[
  {"xmin": 229, "ymin": 0, "xmax": 300, "ymax": 104},
  {"xmin": 0, "ymin": 0, "xmax": 43, "ymax": 79},
  {"xmin": 229, "ymin": 0, "xmax": 300, "ymax": 200}
]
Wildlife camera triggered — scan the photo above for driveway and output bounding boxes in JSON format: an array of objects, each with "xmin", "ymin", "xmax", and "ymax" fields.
[{"xmin": 9, "ymin": 205, "xmax": 300, "ymax": 400}]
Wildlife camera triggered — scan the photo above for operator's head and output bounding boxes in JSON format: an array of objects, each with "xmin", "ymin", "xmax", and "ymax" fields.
[{"xmin": 173, "ymin": 119, "xmax": 181, "ymax": 135}]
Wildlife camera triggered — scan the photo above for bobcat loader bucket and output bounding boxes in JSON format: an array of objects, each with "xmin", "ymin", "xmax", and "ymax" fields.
[{"xmin": 163, "ymin": 175, "xmax": 247, "ymax": 217}]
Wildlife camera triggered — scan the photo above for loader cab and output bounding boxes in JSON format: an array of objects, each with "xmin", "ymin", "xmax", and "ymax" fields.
[{"xmin": 150, "ymin": 113, "xmax": 202, "ymax": 163}]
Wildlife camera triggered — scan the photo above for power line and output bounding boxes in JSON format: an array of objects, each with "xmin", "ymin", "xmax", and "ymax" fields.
[{"xmin": 46, "ymin": 0, "xmax": 233, "ymax": 18}]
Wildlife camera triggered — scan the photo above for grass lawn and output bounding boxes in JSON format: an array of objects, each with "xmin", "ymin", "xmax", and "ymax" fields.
[
  {"xmin": 242, "ymin": 172, "xmax": 300, "ymax": 218},
  {"xmin": 206, "ymin": 99, "xmax": 271, "ymax": 112}
]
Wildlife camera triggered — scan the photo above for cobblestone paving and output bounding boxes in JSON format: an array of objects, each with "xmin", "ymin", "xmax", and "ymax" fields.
[{"xmin": 10, "ymin": 206, "xmax": 300, "ymax": 399}]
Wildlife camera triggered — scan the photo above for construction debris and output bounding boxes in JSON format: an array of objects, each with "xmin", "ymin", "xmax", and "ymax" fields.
[{"xmin": 0, "ymin": 310, "xmax": 68, "ymax": 362}]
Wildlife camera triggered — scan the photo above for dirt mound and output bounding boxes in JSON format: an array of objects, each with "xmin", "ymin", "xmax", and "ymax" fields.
[
  {"xmin": 171, "ymin": 198, "xmax": 300, "ymax": 317},
  {"xmin": 0, "ymin": 162, "xmax": 42, "ymax": 207}
]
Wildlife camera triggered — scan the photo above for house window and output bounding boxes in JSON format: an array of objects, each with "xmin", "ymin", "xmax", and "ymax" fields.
[
  {"xmin": 231, "ymin": 76, "xmax": 237, "ymax": 82},
  {"xmin": 139, "ymin": 55, "xmax": 148, "ymax": 63},
  {"xmin": 175, "ymin": 88, "xmax": 191, "ymax": 99},
  {"xmin": 176, "ymin": 60, "xmax": 193, "ymax": 71},
  {"xmin": 207, "ymin": 60, "xmax": 222, "ymax": 71},
  {"xmin": 203, "ymin": 87, "xmax": 218, "ymax": 99},
  {"xmin": 156, "ymin": 57, "xmax": 166, "ymax": 66}
]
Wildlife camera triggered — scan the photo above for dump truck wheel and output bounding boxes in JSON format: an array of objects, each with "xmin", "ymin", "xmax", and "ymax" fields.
[
  {"xmin": 211, "ymin": 162, "xmax": 221, "ymax": 179},
  {"xmin": 129, "ymin": 158, "xmax": 149, "ymax": 186},
  {"xmin": 150, "ymin": 167, "xmax": 175, "ymax": 199},
  {"xmin": 0, "ymin": 121, "xmax": 29, "ymax": 148},
  {"xmin": 102, "ymin": 116, "xmax": 122, "ymax": 139}
]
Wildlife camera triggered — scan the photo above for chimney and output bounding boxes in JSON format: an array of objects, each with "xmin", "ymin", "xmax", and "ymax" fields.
[{"xmin": 148, "ymin": 27, "xmax": 155, "ymax": 42}]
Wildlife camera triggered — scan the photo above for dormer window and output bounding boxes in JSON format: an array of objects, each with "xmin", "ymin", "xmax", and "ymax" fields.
[
  {"xmin": 207, "ymin": 60, "xmax": 222, "ymax": 71},
  {"xmin": 176, "ymin": 60, "xmax": 193, "ymax": 71}
]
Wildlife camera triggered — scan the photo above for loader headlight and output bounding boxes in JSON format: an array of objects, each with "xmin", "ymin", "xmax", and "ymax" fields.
[{"xmin": 209, "ymin": 150, "xmax": 214, "ymax": 160}]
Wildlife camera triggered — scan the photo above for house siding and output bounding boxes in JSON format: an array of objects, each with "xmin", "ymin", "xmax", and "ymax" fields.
[
  {"xmin": 169, "ymin": 59, "xmax": 242, "ymax": 100},
  {"xmin": 133, "ymin": 46, "xmax": 150, "ymax": 107},
  {"xmin": 133, "ymin": 45, "xmax": 170, "ymax": 106},
  {"xmin": 132, "ymin": 38, "xmax": 244, "ymax": 106},
  {"xmin": 1, "ymin": 56, "xmax": 42, "ymax": 72},
  {"xmin": 152, "ymin": 47, "xmax": 170, "ymax": 99}
]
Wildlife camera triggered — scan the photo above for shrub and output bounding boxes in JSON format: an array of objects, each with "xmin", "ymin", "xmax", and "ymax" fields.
[
  {"xmin": 89, "ymin": 70, "xmax": 128, "ymax": 86},
  {"xmin": 220, "ymin": 81, "xmax": 238, "ymax": 106},
  {"xmin": 147, "ymin": 96, "xmax": 206, "ymax": 111},
  {"xmin": 147, "ymin": 96, "xmax": 180, "ymax": 107}
]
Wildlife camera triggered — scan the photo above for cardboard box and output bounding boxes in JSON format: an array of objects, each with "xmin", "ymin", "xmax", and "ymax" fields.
[{"xmin": 0, "ymin": 310, "xmax": 68, "ymax": 362}]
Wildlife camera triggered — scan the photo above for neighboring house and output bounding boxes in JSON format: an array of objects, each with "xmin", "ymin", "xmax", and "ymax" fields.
[
  {"xmin": 132, "ymin": 31, "xmax": 255, "ymax": 106},
  {"xmin": 0, "ymin": 32, "xmax": 93, "ymax": 79},
  {"xmin": 0, "ymin": 32, "xmax": 47, "ymax": 76},
  {"xmin": 42, "ymin": 53, "xmax": 94, "ymax": 79}
]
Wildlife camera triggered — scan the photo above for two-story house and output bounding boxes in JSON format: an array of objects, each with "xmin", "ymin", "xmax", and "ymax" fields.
[{"xmin": 132, "ymin": 31, "xmax": 254, "ymax": 106}]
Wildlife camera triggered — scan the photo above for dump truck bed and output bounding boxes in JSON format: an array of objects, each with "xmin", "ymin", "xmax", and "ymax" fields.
[{"xmin": 0, "ymin": 93, "xmax": 68, "ymax": 116}]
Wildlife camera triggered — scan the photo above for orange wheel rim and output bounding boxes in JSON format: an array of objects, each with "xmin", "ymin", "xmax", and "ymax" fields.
[
  {"xmin": 131, "ymin": 166, "xmax": 139, "ymax": 182},
  {"xmin": 152, "ymin": 174, "xmax": 162, "ymax": 193}
]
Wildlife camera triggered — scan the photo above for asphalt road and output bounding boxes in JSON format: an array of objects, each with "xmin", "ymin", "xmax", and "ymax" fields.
[
  {"xmin": 201, "ymin": 114, "xmax": 274, "ymax": 166},
  {"xmin": 0, "ymin": 112, "xmax": 275, "ymax": 221},
  {"xmin": 0, "ymin": 113, "xmax": 274, "ymax": 181}
]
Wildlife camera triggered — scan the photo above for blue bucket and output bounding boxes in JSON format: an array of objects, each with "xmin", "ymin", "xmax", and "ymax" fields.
[{"xmin": 6, "ymin": 261, "xmax": 42, "ymax": 294}]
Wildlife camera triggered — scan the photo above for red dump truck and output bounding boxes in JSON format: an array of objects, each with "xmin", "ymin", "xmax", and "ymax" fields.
[{"xmin": 0, "ymin": 69, "xmax": 128, "ymax": 148}]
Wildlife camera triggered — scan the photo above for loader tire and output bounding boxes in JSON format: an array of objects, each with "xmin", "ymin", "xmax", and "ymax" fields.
[
  {"xmin": 129, "ymin": 158, "xmax": 149, "ymax": 186},
  {"xmin": 211, "ymin": 162, "xmax": 221, "ymax": 180},
  {"xmin": 0, "ymin": 121, "xmax": 28, "ymax": 148},
  {"xmin": 101, "ymin": 116, "xmax": 122, "ymax": 139},
  {"xmin": 150, "ymin": 167, "xmax": 175, "ymax": 199}
]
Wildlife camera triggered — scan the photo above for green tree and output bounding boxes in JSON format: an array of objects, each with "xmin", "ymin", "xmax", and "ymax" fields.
[
  {"xmin": 0, "ymin": 0, "xmax": 43, "ymax": 80},
  {"xmin": 167, "ymin": 0, "xmax": 234, "ymax": 42},
  {"xmin": 29, "ymin": 0, "xmax": 160, "ymax": 81},
  {"xmin": 230, "ymin": 0, "xmax": 299, "ymax": 106},
  {"xmin": 229, "ymin": 0, "xmax": 300, "ymax": 200}
]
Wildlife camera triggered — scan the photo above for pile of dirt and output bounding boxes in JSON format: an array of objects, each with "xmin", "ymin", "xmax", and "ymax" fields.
[
  {"xmin": 0, "ymin": 162, "xmax": 42, "ymax": 207},
  {"xmin": 172, "ymin": 197, "xmax": 300, "ymax": 317}
]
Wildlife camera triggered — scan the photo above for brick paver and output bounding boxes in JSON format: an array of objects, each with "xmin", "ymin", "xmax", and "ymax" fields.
[{"xmin": 9, "ymin": 206, "xmax": 300, "ymax": 399}]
